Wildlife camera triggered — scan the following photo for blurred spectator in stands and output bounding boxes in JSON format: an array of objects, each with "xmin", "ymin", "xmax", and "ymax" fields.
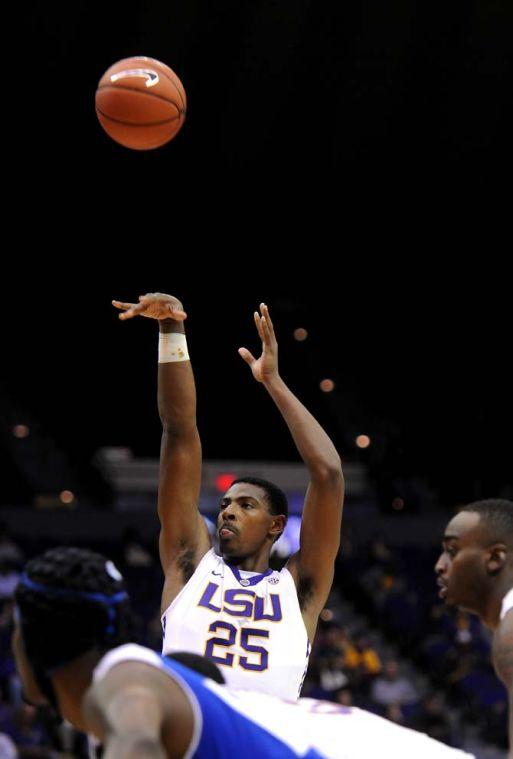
[
  {"xmin": 479, "ymin": 700, "xmax": 508, "ymax": 751},
  {"xmin": 0, "ymin": 732, "xmax": 17, "ymax": 758},
  {"xmin": 301, "ymin": 661, "xmax": 332, "ymax": 700},
  {"xmin": 319, "ymin": 654, "xmax": 349, "ymax": 696},
  {"xmin": 342, "ymin": 633, "xmax": 382, "ymax": 693},
  {"xmin": 370, "ymin": 660, "xmax": 419, "ymax": 709},
  {"xmin": 316, "ymin": 622, "xmax": 348, "ymax": 659},
  {"xmin": 0, "ymin": 525, "xmax": 23, "ymax": 568},
  {"xmin": 0, "ymin": 692, "xmax": 15, "ymax": 735},
  {"xmin": 369, "ymin": 536, "xmax": 397, "ymax": 572},
  {"xmin": 362, "ymin": 543, "xmax": 407, "ymax": 613},
  {"xmin": 335, "ymin": 687, "xmax": 354, "ymax": 707},
  {"xmin": 454, "ymin": 612, "xmax": 473, "ymax": 647},
  {"xmin": 445, "ymin": 649, "xmax": 478, "ymax": 689},
  {"xmin": 8, "ymin": 705, "xmax": 51, "ymax": 754},
  {"xmin": 344, "ymin": 633, "xmax": 382, "ymax": 675},
  {"xmin": 410, "ymin": 692, "xmax": 454, "ymax": 746},
  {"xmin": 0, "ymin": 564, "xmax": 20, "ymax": 603},
  {"xmin": 384, "ymin": 703, "xmax": 406, "ymax": 725},
  {"xmin": 122, "ymin": 527, "xmax": 153, "ymax": 568}
]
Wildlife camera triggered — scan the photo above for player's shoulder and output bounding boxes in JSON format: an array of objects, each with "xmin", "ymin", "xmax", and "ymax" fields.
[
  {"xmin": 492, "ymin": 610, "xmax": 513, "ymax": 689},
  {"xmin": 93, "ymin": 644, "xmax": 164, "ymax": 683},
  {"xmin": 92, "ymin": 644, "xmax": 209, "ymax": 702}
]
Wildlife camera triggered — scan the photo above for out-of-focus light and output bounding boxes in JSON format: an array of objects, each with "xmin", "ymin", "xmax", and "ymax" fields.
[
  {"xmin": 13, "ymin": 424, "xmax": 29, "ymax": 439},
  {"xmin": 215, "ymin": 473, "xmax": 237, "ymax": 493},
  {"xmin": 320, "ymin": 379, "xmax": 335, "ymax": 392},
  {"xmin": 60, "ymin": 490, "xmax": 75, "ymax": 504},
  {"xmin": 294, "ymin": 328, "xmax": 308, "ymax": 342},
  {"xmin": 320, "ymin": 608, "xmax": 334, "ymax": 622},
  {"xmin": 392, "ymin": 497, "xmax": 405, "ymax": 511},
  {"xmin": 356, "ymin": 434, "xmax": 371, "ymax": 449}
]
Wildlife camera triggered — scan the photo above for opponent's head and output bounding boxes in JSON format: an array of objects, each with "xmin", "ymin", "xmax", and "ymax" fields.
[
  {"xmin": 13, "ymin": 547, "xmax": 134, "ymax": 707},
  {"xmin": 167, "ymin": 651, "xmax": 225, "ymax": 684},
  {"xmin": 435, "ymin": 499, "xmax": 513, "ymax": 618},
  {"xmin": 217, "ymin": 477, "xmax": 288, "ymax": 560}
]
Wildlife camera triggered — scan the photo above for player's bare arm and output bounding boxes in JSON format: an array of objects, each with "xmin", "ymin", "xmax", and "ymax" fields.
[
  {"xmin": 113, "ymin": 293, "xmax": 210, "ymax": 612},
  {"xmin": 492, "ymin": 613, "xmax": 513, "ymax": 755},
  {"xmin": 83, "ymin": 661, "xmax": 194, "ymax": 759},
  {"xmin": 239, "ymin": 304, "xmax": 344, "ymax": 642}
]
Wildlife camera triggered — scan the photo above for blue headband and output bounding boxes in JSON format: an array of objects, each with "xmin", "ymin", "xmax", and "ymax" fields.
[{"xmin": 19, "ymin": 574, "xmax": 129, "ymax": 635}]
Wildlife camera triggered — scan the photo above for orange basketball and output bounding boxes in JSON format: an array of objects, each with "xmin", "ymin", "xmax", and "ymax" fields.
[{"xmin": 95, "ymin": 56, "xmax": 186, "ymax": 150}]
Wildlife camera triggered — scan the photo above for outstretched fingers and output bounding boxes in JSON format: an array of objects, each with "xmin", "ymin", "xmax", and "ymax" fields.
[
  {"xmin": 260, "ymin": 314, "xmax": 273, "ymax": 343},
  {"xmin": 112, "ymin": 300, "xmax": 135, "ymax": 311},
  {"xmin": 238, "ymin": 347, "xmax": 256, "ymax": 366},
  {"xmin": 260, "ymin": 303, "xmax": 275, "ymax": 338},
  {"xmin": 113, "ymin": 299, "xmax": 148, "ymax": 320},
  {"xmin": 254, "ymin": 311, "xmax": 265, "ymax": 341}
]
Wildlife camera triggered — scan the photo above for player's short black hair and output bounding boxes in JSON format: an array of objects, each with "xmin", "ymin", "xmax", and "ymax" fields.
[
  {"xmin": 167, "ymin": 652, "xmax": 225, "ymax": 684},
  {"xmin": 230, "ymin": 477, "xmax": 288, "ymax": 519},
  {"xmin": 15, "ymin": 547, "xmax": 134, "ymax": 703},
  {"xmin": 460, "ymin": 499, "xmax": 513, "ymax": 545}
]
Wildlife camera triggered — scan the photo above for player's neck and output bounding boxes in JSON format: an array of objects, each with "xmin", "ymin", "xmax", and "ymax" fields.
[
  {"xmin": 52, "ymin": 649, "xmax": 102, "ymax": 731},
  {"xmin": 223, "ymin": 545, "xmax": 271, "ymax": 572},
  {"xmin": 481, "ymin": 577, "xmax": 513, "ymax": 631}
]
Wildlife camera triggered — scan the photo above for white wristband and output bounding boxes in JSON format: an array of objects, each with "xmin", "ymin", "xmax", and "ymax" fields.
[{"xmin": 158, "ymin": 332, "xmax": 190, "ymax": 363}]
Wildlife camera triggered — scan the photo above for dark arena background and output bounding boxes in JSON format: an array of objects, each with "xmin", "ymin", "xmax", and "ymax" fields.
[{"xmin": 2, "ymin": 0, "xmax": 512, "ymax": 756}]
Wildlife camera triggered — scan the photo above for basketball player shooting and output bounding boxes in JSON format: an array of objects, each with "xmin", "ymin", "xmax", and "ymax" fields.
[{"xmin": 112, "ymin": 293, "xmax": 344, "ymax": 699}]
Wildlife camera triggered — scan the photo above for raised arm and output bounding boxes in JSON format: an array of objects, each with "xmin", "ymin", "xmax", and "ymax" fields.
[
  {"xmin": 83, "ymin": 661, "xmax": 194, "ymax": 759},
  {"xmin": 113, "ymin": 294, "xmax": 210, "ymax": 601},
  {"xmin": 239, "ymin": 304, "xmax": 344, "ymax": 626}
]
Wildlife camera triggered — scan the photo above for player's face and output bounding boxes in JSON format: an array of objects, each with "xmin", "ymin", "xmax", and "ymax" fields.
[
  {"xmin": 217, "ymin": 483, "xmax": 280, "ymax": 556},
  {"xmin": 11, "ymin": 621, "xmax": 48, "ymax": 706},
  {"xmin": 435, "ymin": 511, "xmax": 489, "ymax": 612}
]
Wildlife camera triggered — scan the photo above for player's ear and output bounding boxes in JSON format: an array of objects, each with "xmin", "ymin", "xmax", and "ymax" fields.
[
  {"xmin": 486, "ymin": 543, "xmax": 507, "ymax": 575},
  {"xmin": 270, "ymin": 515, "xmax": 286, "ymax": 539}
]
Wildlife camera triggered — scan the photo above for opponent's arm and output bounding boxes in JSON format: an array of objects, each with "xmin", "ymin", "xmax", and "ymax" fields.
[
  {"xmin": 83, "ymin": 661, "xmax": 193, "ymax": 759},
  {"xmin": 239, "ymin": 304, "xmax": 344, "ymax": 616}
]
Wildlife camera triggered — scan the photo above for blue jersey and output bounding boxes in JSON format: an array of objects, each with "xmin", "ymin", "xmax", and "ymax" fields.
[{"xmin": 92, "ymin": 645, "xmax": 475, "ymax": 759}]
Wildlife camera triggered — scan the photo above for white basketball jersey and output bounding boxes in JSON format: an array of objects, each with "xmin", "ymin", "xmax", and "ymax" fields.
[
  {"xmin": 161, "ymin": 548, "xmax": 310, "ymax": 700},
  {"xmin": 500, "ymin": 587, "xmax": 513, "ymax": 621}
]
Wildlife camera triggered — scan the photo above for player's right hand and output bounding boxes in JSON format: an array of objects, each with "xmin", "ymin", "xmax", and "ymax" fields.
[
  {"xmin": 238, "ymin": 303, "xmax": 279, "ymax": 383},
  {"xmin": 112, "ymin": 293, "xmax": 187, "ymax": 321}
]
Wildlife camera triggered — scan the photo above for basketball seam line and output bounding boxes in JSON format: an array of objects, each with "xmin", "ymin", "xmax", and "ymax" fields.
[
  {"xmin": 97, "ymin": 84, "xmax": 186, "ymax": 113},
  {"xmin": 156, "ymin": 67, "xmax": 186, "ymax": 111},
  {"xmin": 95, "ymin": 107, "xmax": 182, "ymax": 127}
]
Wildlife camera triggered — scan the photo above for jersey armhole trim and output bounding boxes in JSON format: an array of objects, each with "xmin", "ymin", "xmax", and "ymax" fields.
[{"xmin": 161, "ymin": 547, "xmax": 217, "ymax": 623}]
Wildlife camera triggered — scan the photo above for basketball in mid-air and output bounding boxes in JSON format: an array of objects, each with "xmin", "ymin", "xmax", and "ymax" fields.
[{"xmin": 95, "ymin": 56, "xmax": 186, "ymax": 150}]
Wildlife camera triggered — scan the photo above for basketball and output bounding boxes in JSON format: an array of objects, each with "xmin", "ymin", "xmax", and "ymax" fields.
[{"xmin": 95, "ymin": 56, "xmax": 186, "ymax": 150}]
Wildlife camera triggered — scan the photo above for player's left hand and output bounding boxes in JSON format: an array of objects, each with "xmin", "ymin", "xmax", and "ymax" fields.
[
  {"xmin": 112, "ymin": 293, "xmax": 187, "ymax": 322},
  {"xmin": 238, "ymin": 303, "xmax": 279, "ymax": 383}
]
